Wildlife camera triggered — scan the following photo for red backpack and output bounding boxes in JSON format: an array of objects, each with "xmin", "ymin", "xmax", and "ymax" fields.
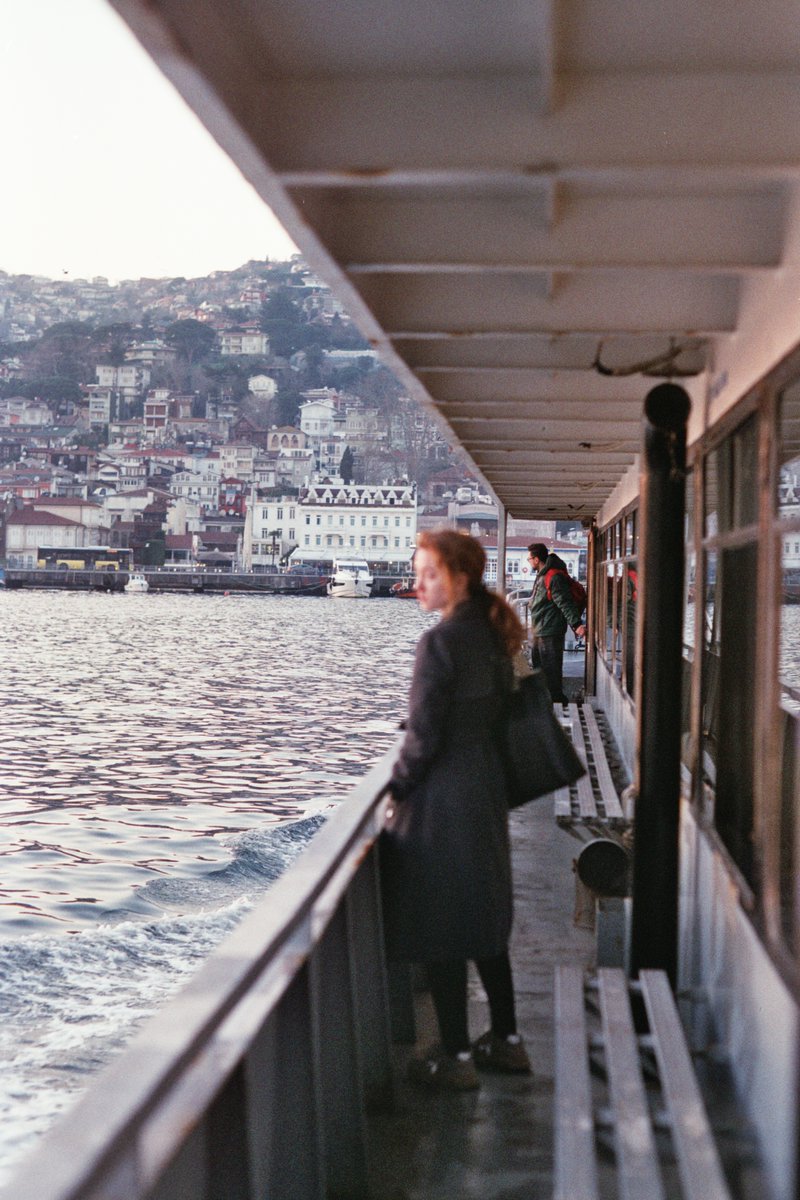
[{"xmin": 544, "ymin": 567, "xmax": 587, "ymax": 612}]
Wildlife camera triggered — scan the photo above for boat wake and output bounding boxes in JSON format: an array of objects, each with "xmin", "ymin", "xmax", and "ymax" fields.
[{"xmin": 0, "ymin": 813, "xmax": 327, "ymax": 1183}]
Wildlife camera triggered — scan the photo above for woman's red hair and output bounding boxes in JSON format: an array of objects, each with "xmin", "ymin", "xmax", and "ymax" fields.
[{"xmin": 415, "ymin": 529, "xmax": 525, "ymax": 657}]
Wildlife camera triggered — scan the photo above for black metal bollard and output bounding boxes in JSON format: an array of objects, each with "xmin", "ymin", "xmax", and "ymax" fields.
[{"xmin": 629, "ymin": 383, "xmax": 691, "ymax": 986}]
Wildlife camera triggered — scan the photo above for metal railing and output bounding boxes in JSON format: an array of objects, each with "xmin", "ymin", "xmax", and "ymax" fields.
[{"xmin": 1, "ymin": 751, "xmax": 397, "ymax": 1200}]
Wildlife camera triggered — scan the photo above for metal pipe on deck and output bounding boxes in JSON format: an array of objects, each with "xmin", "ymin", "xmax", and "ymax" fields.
[{"xmin": 629, "ymin": 384, "xmax": 691, "ymax": 987}]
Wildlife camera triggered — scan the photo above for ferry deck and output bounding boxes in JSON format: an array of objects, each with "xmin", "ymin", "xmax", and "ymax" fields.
[{"xmin": 6, "ymin": 1, "xmax": 800, "ymax": 1197}]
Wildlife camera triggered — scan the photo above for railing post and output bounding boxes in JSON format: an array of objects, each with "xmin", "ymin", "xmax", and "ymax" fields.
[
  {"xmin": 629, "ymin": 383, "xmax": 691, "ymax": 987},
  {"xmin": 266, "ymin": 961, "xmax": 326, "ymax": 1199},
  {"xmin": 314, "ymin": 901, "xmax": 370, "ymax": 1199},
  {"xmin": 349, "ymin": 852, "xmax": 395, "ymax": 1109}
]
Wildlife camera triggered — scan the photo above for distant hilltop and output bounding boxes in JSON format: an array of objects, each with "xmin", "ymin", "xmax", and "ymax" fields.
[{"xmin": 0, "ymin": 256, "xmax": 332, "ymax": 342}]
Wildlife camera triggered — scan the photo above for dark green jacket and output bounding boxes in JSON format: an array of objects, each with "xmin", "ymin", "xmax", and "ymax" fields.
[{"xmin": 529, "ymin": 553, "xmax": 584, "ymax": 637}]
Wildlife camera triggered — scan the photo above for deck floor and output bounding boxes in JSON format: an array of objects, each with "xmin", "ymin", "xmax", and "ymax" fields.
[
  {"xmin": 365, "ymin": 655, "xmax": 764, "ymax": 1200},
  {"xmin": 367, "ymin": 776, "xmax": 596, "ymax": 1199}
]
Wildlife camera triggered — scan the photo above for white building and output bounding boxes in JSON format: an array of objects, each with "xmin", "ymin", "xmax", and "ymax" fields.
[
  {"xmin": 95, "ymin": 364, "xmax": 151, "ymax": 407},
  {"xmin": 275, "ymin": 447, "xmax": 315, "ymax": 489},
  {"xmin": 299, "ymin": 395, "xmax": 337, "ymax": 439},
  {"xmin": 31, "ymin": 498, "xmax": 108, "ymax": 534},
  {"xmin": 170, "ymin": 469, "xmax": 221, "ymax": 509},
  {"xmin": 248, "ymin": 374, "xmax": 278, "ymax": 399},
  {"xmin": 220, "ymin": 443, "xmax": 256, "ymax": 481},
  {"xmin": 249, "ymin": 494, "xmax": 302, "ymax": 567},
  {"xmin": 220, "ymin": 330, "xmax": 270, "ymax": 356},
  {"xmin": 294, "ymin": 481, "xmax": 417, "ymax": 568},
  {"xmin": 88, "ymin": 390, "xmax": 112, "ymax": 426},
  {"xmin": 0, "ymin": 397, "xmax": 53, "ymax": 426},
  {"xmin": 483, "ymin": 541, "xmax": 582, "ymax": 588},
  {"xmin": 5, "ymin": 509, "xmax": 87, "ymax": 568}
]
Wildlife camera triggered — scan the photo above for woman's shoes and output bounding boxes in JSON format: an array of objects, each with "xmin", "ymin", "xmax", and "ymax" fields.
[
  {"xmin": 472, "ymin": 1030, "xmax": 532, "ymax": 1074},
  {"xmin": 407, "ymin": 1045, "xmax": 480, "ymax": 1091},
  {"xmin": 407, "ymin": 1033, "xmax": 531, "ymax": 1089}
]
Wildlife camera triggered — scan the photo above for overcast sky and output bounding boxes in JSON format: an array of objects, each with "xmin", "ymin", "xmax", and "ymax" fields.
[{"xmin": 0, "ymin": 0, "xmax": 298, "ymax": 283}]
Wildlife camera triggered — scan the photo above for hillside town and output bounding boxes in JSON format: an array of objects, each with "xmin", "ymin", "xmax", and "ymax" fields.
[{"xmin": 0, "ymin": 256, "xmax": 574, "ymax": 582}]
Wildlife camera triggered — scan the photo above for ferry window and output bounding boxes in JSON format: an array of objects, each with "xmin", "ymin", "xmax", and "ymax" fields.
[
  {"xmin": 704, "ymin": 449, "xmax": 720, "ymax": 536},
  {"xmin": 681, "ymin": 472, "xmax": 696, "ymax": 774},
  {"xmin": 623, "ymin": 560, "xmax": 637, "ymax": 698},
  {"xmin": 612, "ymin": 564, "xmax": 624, "ymax": 681},
  {"xmin": 733, "ymin": 419, "xmax": 758, "ymax": 528},
  {"xmin": 701, "ymin": 423, "xmax": 758, "ymax": 886},
  {"xmin": 777, "ymin": 382, "xmax": 800, "ymax": 945},
  {"xmin": 605, "ymin": 562, "xmax": 616, "ymax": 662}
]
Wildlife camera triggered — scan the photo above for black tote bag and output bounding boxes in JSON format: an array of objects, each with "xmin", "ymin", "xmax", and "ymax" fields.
[{"xmin": 503, "ymin": 670, "xmax": 586, "ymax": 808}]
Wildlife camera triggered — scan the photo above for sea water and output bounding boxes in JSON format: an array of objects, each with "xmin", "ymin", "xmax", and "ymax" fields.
[{"xmin": 0, "ymin": 588, "xmax": 430, "ymax": 1181}]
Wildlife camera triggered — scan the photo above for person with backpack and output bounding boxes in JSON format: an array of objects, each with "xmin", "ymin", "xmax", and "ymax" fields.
[{"xmin": 526, "ymin": 543, "xmax": 587, "ymax": 703}]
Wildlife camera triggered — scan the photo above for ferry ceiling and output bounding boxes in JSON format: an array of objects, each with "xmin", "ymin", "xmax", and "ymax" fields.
[{"xmin": 109, "ymin": 0, "xmax": 800, "ymax": 521}]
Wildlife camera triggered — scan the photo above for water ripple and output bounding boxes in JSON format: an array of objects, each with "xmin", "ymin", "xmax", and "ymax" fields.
[{"xmin": 0, "ymin": 590, "xmax": 429, "ymax": 933}]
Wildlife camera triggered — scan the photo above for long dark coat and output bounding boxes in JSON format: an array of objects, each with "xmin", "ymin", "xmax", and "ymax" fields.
[{"xmin": 380, "ymin": 595, "xmax": 513, "ymax": 962}]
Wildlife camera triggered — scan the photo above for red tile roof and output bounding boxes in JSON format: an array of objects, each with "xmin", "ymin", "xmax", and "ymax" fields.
[{"xmin": 8, "ymin": 509, "xmax": 82, "ymax": 527}]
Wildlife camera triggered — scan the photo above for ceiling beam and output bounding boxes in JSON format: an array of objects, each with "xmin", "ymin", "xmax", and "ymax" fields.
[
  {"xmin": 282, "ymin": 191, "xmax": 785, "ymax": 272},
  {"xmin": 262, "ymin": 73, "xmax": 800, "ymax": 172},
  {"xmin": 355, "ymin": 271, "xmax": 739, "ymax": 335}
]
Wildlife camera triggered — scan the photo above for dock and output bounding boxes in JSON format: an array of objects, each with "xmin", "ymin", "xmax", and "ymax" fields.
[{"xmin": 1, "ymin": 568, "xmax": 405, "ymax": 596}]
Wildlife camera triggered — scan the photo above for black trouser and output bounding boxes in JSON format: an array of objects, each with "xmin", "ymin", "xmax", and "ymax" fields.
[
  {"xmin": 424, "ymin": 952, "xmax": 517, "ymax": 1056},
  {"xmin": 531, "ymin": 633, "xmax": 567, "ymax": 703}
]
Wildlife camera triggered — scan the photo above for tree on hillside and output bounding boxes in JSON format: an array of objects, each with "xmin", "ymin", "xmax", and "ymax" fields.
[
  {"xmin": 328, "ymin": 312, "xmax": 370, "ymax": 350},
  {"xmin": 1, "ymin": 376, "xmax": 83, "ymax": 409},
  {"xmin": 339, "ymin": 446, "xmax": 355, "ymax": 483},
  {"xmin": 164, "ymin": 319, "xmax": 217, "ymax": 366},
  {"xmin": 259, "ymin": 286, "xmax": 331, "ymax": 357},
  {"xmin": 274, "ymin": 386, "xmax": 302, "ymax": 427},
  {"xmin": 91, "ymin": 322, "xmax": 136, "ymax": 366},
  {"xmin": 27, "ymin": 322, "xmax": 95, "ymax": 384}
]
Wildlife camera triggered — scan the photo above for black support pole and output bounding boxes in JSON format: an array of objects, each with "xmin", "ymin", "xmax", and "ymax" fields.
[{"xmin": 629, "ymin": 383, "xmax": 691, "ymax": 987}]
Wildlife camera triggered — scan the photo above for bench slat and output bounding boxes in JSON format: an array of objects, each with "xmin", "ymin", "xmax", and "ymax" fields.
[
  {"xmin": 554, "ymin": 966, "xmax": 599, "ymax": 1200},
  {"xmin": 568, "ymin": 704, "xmax": 597, "ymax": 817},
  {"xmin": 639, "ymin": 971, "xmax": 731, "ymax": 1200},
  {"xmin": 553, "ymin": 786, "xmax": 572, "ymax": 817},
  {"xmin": 583, "ymin": 706, "xmax": 624, "ymax": 818},
  {"xmin": 598, "ymin": 969, "xmax": 665, "ymax": 1200}
]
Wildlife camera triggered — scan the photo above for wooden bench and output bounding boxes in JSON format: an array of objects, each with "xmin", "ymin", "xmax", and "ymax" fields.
[
  {"xmin": 554, "ymin": 965, "xmax": 732, "ymax": 1200},
  {"xmin": 554, "ymin": 703, "xmax": 626, "ymax": 826}
]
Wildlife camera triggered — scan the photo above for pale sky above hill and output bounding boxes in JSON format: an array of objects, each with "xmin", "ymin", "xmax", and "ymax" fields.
[{"xmin": 0, "ymin": 0, "xmax": 298, "ymax": 283}]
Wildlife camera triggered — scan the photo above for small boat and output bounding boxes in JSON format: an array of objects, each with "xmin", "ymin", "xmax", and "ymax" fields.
[
  {"xmin": 390, "ymin": 577, "xmax": 417, "ymax": 599},
  {"xmin": 124, "ymin": 572, "xmax": 150, "ymax": 594},
  {"xmin": 327, "ymin": 559, "xmax": 373, "ymax": 599}
]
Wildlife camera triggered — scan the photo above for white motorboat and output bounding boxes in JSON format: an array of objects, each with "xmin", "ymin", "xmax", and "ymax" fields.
[
  {"xmin": 327, "ymin": 559, "xmax": 373, "ymax": 599},
  {"xmin": 124, "ymin": 572, "xmax": 150, "ymax": 594}
]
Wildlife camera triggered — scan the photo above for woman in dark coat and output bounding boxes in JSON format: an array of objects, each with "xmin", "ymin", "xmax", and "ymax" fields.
[{"xmin": 381, "ymin": 529, "xmax": 531, "ymax": 1090}]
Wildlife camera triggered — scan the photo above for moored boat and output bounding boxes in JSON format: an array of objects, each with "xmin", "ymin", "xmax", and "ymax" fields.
[
  {"xmin": 124, "ymin": 572, "xmax": 150, "ymax": 594},
  {"xmin": 390, "ymin": 577, "xmax": 417, "ymax": 599},
  {"xmin": 327, "ymin": 559, "xmax": 373, "ymax": 598}
]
